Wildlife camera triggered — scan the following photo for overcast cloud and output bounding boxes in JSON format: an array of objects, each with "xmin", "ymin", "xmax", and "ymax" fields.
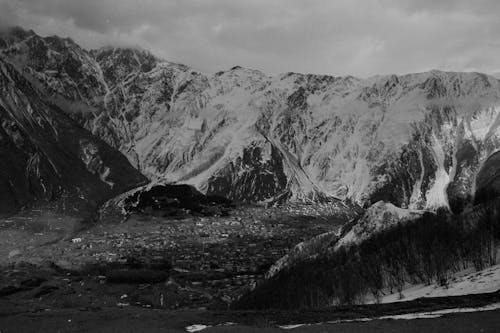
[{"xmin": 1, "ymin": 0, "xmax": 500, "ymax": 77}]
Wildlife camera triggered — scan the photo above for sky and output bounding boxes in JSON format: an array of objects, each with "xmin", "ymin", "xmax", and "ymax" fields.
[{"xmin": 1, "ymin": 0, "xmax": 500, "ymax": 77}]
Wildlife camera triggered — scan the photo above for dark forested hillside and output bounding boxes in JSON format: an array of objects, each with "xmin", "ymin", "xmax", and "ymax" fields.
[{"xmin": 235, "ymin": 199, "xmax": 500, "ymax": 309}]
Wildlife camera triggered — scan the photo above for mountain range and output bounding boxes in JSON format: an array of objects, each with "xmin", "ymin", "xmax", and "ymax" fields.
[{"xmin": 1, "ymin": 26, "xmax": 500, "ymax": 215}]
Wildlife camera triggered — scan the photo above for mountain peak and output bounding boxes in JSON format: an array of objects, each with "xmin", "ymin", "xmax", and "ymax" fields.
[
  {"xmin": 94, "ymin": 46, "xmax": 158, "ymax": 60},
  {"xmin": 0, "ymin": 26, "xmax": 36, "ymax": 49},
  {"xmin": 3, "ymin": 27, "xmax": 500, "ymax": 210},
  {"xmin": 0, "ymin": 26, "xmax": 35, "ymax": 39}
]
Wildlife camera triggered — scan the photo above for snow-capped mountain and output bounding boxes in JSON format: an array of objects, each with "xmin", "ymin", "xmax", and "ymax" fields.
[
  {"xmin": 334, "ymin": 201, "xmax": 424, "ymax": 249},
  {"xmin": 0, "ymin": 53, "xmax": 146, "ymax": 216},
  {"xmin": 3, "ymin": 27, "xmax": 500, "ymax": 211}
]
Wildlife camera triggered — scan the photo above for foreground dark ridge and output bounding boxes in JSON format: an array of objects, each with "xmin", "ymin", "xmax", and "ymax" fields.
[
  {"xmin": 1, "ymin": 289, "xmax": 500, "ymax": 332},
  {"xmin": 235, "ymin": 197, "xmax": 500, "ymax": 310}
]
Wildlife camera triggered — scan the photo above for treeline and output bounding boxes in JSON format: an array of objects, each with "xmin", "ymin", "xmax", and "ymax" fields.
[{"xmin": 234, "ymin": 199, "xmax": 500, "ymax": 310}]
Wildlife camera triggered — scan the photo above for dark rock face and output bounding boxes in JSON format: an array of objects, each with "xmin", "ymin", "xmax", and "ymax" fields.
[
  {"xmin": 447, "ymin": 139, "xmax": 478, "ymax": 212},
  {"xmin": 205, "ymin": 144, "xmax": 288, "ymax": 202},
  {"xmin": 475, "ymin": 151, "xmax": 500, "ymax": 205},
  {"xmin": 367, "ymin": 144, "xmax": 435, "ymax": 209},
  {"xmin": 94, "ymin": 48, "xmax": 158, "ymax": 84},
  {"xmin": 122, "ymin": 184, "xmax": 233, "ymax": 217},
  {"xmin": 0, "ymin": 57, "xmax": 147, "ymax": 216}
]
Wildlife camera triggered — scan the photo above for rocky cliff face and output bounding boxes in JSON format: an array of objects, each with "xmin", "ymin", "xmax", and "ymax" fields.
[
  {"xmin": 0, "ymin": 53, "xmax": 146, "ymax": 216},
  {"xmin": 3, "ymin": 27, "xmax": 500, "ymax": 210},
  {"xmin": 475, "ymin": 150, "xmax": 500, "ymax": 205}
]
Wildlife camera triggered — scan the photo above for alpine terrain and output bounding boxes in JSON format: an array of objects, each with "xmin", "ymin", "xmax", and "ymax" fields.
[
  {"xmin": 1, "ymin": 26, "xmax": 500, "ymax": 331},
  {"xmin": 2, "ymin": 27, "xmax": 500, "ymax": 211}
]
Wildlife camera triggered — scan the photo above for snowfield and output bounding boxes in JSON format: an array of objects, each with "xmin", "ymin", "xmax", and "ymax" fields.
[
  {"xmin": 276, "ymin": 302, "xmax": 500, "ymax": 330},
  {"xmin": 371, "ymin": 263, "xmax": 500, "ymax": 304}
]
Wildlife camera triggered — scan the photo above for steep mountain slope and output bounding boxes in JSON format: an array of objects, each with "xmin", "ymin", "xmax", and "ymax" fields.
[
  {"xmin": 3, "ymin": 27, "xmax": 500, "ymax": 210},
  {"xmin": 0, "ymin": 55, "xmax": 147, "ymax": 216},
  {"xmin": 475, "ymin": 150, "xmax": 500, "ymax": 204},
  {"xmin": 235, "ymin": 196, "xmax": 500, "ymax": 309}
]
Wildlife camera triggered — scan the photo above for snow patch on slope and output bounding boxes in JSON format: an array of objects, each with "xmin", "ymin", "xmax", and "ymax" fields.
[
  {"xmin": 425, "ymin": 133, "xmax": 451, "ymax": 209},
  {"xmin": 335, "ymin": 201, "xmax": 423, "ymax": 249},
  {"xmin": 277, "ymin": 303, "xmax": 500, "ymax": 329},
  {"xmin": 372, "ymin": 263, "xmax": 500, "ymax": 304}
]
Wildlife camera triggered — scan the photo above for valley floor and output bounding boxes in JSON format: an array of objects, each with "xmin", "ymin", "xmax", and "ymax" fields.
[
  {"xmin": 3, "ymin": 203, "xmax": 500, "ymax": 332},
  {"xmin": 0, "ymin": 203, "xmax": 348, "ymax": 310}
]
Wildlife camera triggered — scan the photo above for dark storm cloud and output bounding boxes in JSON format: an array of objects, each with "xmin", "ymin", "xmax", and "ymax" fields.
[{"xmin": 1, "ymin": 0, "xmax": 500, "ymax": 77}]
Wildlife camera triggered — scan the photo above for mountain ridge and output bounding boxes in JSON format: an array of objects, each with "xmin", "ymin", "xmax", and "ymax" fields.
[
  {"xmin": 2, "ymin": 26, "xmax": 500, "ymax": 211},
  {"xmin": 0, "ymin": 51, "xmax": 147, "ymax": 216}
]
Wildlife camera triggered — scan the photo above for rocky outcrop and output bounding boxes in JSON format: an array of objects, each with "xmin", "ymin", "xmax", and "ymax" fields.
[
  {"xmin": 475, "ymin": 150, "xmax": 500, "ymax": 205},
  {"xmin": 119, "ymin": 183, "xmax": 233, "ymax": 217}
]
